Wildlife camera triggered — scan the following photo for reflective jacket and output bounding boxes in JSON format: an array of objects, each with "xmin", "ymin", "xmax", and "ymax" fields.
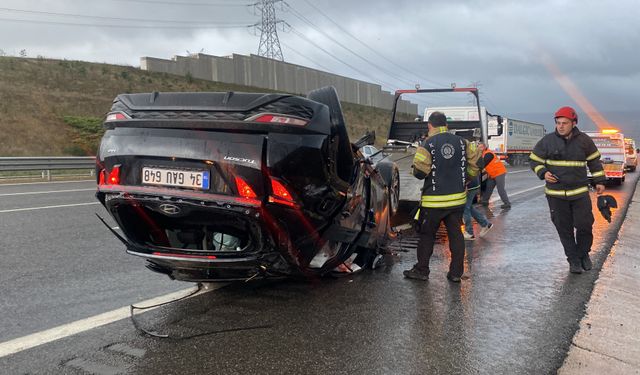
[
  {"xmin": 412, "ymin": 126, "xmax": 480, "ymax": 208},
  {"xmin": 529, "ymin": 127, "xmax": 605, "ymax": 200},
  {"xmin": 482, "ymin": 149, "xmax": 507, "ymax": 178}
]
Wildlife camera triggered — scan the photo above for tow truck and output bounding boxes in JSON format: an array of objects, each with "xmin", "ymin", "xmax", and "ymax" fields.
[{"xmin": 383, "ymin": 87, "xmax": 496, "ymax": 222}]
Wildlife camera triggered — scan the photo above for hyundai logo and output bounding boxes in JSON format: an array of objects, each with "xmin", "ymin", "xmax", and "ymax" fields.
[{"xmin": 159, "ymin": 204, "xmax": 181, "ymax": 215}]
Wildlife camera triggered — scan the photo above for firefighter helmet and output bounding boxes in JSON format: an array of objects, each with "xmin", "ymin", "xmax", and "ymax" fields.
[{"xmin": 554, "ymin": 106, "xmax": 578, "ymax": 123}]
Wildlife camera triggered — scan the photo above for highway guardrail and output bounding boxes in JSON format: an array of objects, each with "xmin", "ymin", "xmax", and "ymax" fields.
[{"xmin": 0, "ymin": 156, "xmax": 96, "ymax": 180}]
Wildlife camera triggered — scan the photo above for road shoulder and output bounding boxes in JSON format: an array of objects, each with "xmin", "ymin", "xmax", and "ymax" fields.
[{"xmin": 559, "ymin": 179, "xmax": 640, "ymax": 374}]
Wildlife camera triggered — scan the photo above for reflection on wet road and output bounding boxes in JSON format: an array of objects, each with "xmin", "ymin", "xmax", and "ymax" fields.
[
  {"xmin": 129, "ymin": 174, "xmax": 639, "ymax": 374},
  {"xmin": 1, "ymin": 171, "xmax": 637, "ymax": 374}
]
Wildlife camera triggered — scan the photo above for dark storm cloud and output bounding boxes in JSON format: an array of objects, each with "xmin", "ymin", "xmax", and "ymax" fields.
[{"xmin": 0, "ymin": 0, "xmax": 638, "ymax": 118}]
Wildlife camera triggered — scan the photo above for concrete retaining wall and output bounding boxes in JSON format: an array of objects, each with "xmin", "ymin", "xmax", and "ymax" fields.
[{"xmin": 140, "ymin": 53, "xmax": 417, "ymax": 114}]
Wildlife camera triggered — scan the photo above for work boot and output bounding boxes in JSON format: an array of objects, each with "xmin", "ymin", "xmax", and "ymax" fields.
[
  {"xmin": 446, "ymin": 272, "xmax": 462, "ymax": 283},
  {"xmin": 403, "ymin": 265, "xmax": 429, "ymax": 281},
  {"xmin": 500, "ymin": 203, "xmax": 511, "ymax": 209},
  {"xmin": 581, "ymin": 255, "xmax": 593, "ymax": 271},
  {"xmin": 569, "ymin": 260, "xmax": 583, "ymax": 274}
]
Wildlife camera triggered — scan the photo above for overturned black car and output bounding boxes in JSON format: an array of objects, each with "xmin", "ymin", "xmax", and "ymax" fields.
[{"xmin": 96, "ymin": 86, "xmax": 400, "ymax": 282}]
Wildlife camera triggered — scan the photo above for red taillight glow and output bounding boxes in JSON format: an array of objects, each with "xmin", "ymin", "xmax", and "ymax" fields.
[
  {"xmin": 105, "ymin": 112, "xmax": 129, "ymax": 121},
  {"xmin": 98, "ymin": 166, "xmax": 120, "ymax": 185},
  {"xmin": 252, "ymin": 114, "xmax": 308, "ymax": 126},
  {"xmin": 99, "ymin": 169, "xmax": 106, "ymax": 185},
  {"xmin": 269, "ymin": 178, "xmax": 297, "ymax": 207},
  {"xmin": 235, "ymin": 176, "xmax": 258, "ymax": 199},
  {"xmin": 108, "ymin": 165, "xmax": 121, "ymax": 185}
]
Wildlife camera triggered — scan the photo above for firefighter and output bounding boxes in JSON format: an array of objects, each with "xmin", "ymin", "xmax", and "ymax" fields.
[
  {"xmin": 529, "ymin": 106, "xmax": 606, "ymax": 274},
  {"xmin": 403, "ymin": 112, "xmax": 480, "ymax": 282},
  {"xmin": 479, "ymin": 142, "xmax": 511, "ymax": 208}
]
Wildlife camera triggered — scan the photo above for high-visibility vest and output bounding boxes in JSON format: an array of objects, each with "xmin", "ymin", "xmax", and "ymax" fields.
[
  {"xmin": 420, "ymin": 131, "xmax": 467, "ymax": 208},
  {"xmin": 483, "ymin": 149, "xmax": 507, "ymax": 178}
]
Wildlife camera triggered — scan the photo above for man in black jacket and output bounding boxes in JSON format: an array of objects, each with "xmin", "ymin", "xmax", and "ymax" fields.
[
  {"xmin": 529, "ymin": 106, "xmax": 606, "ymax": 274},
  {"xmin": 404, "ymin": 112, "xmax": 480, "ymax": 282}
]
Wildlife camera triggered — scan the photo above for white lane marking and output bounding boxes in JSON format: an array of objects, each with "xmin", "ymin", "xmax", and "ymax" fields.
[
  {"xmin": 0, "ymin": 180, "xmax": 94, "ymax": 187},
  {"xmin": 508, "ymin": 169, "xmax": 530, "ymax": 174},
  {"xmin": 0, "ymin": 284, "xmax": 224, "ymax": 358},
  {"xmin": 0, "ymin": 202, "xmax": 100, "ymax": 213},
  {"xmin": 489, "ymin": 184, "xmax": 545, "ymax": 203},
  {"xmin": 0, "ymin": 188, "xmax": 95, "ymax": 197}
]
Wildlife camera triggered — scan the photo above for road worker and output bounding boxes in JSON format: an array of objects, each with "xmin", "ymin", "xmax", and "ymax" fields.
[
  {"xmin": 479, "ymin": 142, "xmax": 511, "ymax": 208},
  {"xmin": 404, "ymin": 112, "xmax": 480, "ymax": 282},
  {"xmin": 529, "ymin": 106, "xmax": 606, "ymax": 274}
]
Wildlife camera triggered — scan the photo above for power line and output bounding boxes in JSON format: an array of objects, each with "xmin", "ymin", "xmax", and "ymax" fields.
[
  {"xmin": 284, "ymin": 3, "xmax": 414, "ymax": 89},
  {"xmin": 298, "ymin": 0, "xmax": 447, "ymax": 88},
  {"xmin": 0, "ymin": 17, "xmax": 250, "ymax": 29},
  {"xmin": 0, "ymin": 7, "xmax": 249, "ymax": 25},
  {"xmin": 106, "ymin": 0, "xmax": 250, "ymax": 6},
  {"xmin": 289, "ymin": 27, "xmax": 397, "ymax": 90},
  {"xmin": 281, "ymin": 41, "xmax": 333, "ymax": 72}
]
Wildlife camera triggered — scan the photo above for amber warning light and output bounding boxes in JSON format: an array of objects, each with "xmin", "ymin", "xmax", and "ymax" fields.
[{"xmin": 602, "ymin": 129, "xmax": 619, "ymax": 134}]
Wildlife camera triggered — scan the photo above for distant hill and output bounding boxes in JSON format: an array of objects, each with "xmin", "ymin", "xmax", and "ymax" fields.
[{"xmin": 0, "ymin": 57, "xmax": 398, "ymax": 156}]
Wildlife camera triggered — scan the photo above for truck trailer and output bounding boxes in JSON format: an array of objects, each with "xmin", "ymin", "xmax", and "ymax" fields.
[{"xmin": 487, "ymin": 118, "xmax": 545, "ymax": 166}]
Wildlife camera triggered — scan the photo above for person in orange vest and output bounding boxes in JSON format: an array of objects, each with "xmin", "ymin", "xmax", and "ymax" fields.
[{"xmin": 479, "ymin": 142, "xmax": 511, "ymax": 209}]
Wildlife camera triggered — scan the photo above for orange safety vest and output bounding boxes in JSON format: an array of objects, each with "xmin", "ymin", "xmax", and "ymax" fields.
[{"xmin": 483, "ymin": 149, "xmax": 507, "ymax": 178}]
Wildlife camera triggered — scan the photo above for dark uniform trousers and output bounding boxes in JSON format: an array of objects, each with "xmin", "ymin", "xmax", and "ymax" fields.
[
  {"xmin": 416, "ymin": 207, "xmax": 465, "ymax": 278},
  {"xmin": 546, "ymin": 194, "xmax": 595, "ymax": 261}
]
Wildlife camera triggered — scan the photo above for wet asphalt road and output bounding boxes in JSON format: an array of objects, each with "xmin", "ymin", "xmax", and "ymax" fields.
[{"xmin": 1, "ymin": 170, "xmax": 638, "ymax": 374}]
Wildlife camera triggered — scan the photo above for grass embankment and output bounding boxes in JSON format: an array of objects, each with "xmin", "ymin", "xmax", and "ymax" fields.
[{"xmin": 0, "ymin": 56, "xmax": 405, "ymax": 156}]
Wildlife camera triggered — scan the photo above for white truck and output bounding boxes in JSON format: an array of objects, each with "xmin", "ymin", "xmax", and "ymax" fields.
[
  {"xmin": 585, "ymin": 130, "xmax": 626, "ymax": 185},
  {"xmin": 487, "ymin": 118, "xmax": 545, "ymax": 165}
]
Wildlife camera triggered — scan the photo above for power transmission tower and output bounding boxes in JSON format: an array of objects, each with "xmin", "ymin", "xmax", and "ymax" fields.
[{"xmin": 255, "ymin": 0, "xmax": 284, "ymax": 60}]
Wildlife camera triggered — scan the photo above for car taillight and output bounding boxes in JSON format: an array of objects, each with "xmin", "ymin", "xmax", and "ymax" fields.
[
  {"xmin": 235, "ymin": 176, "xmax": 257, "ymax": 199},
  {"xmin": 251, "ymin": 114, "xmax": 308, "ymax": 126},
  {"xmin": 99, "ymin": 169, "xmax": 106, "ymax": 185},
  {"xmin": 108, "ymin": 165, "xmax": 121, "ymax": 185},
  {"xmin": 105, "ymin": 112, "xmax": 130, "ymax": 121},
  {"xmin": 98, "ymin": 165, "xmax": 121, "ymax": 185},
  {"xmin": 268, "ymin": 178, "xmax": 297, "ymax": 207}
]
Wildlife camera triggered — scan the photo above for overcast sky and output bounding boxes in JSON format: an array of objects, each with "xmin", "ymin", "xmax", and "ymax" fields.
[{"xmin": 1, "ymin": 0, "xmax": 639, "ymax": 134}]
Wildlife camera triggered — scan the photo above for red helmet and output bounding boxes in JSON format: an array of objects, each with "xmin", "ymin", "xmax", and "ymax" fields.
[{"xmin": 554, "ymin": 106, "xmax": 578, "ymax": 123}]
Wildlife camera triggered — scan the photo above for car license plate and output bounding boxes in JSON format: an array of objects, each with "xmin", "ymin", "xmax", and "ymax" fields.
[{"xmin": 142, "ymin": 167, "xmax": 210, "ymax": 189}]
